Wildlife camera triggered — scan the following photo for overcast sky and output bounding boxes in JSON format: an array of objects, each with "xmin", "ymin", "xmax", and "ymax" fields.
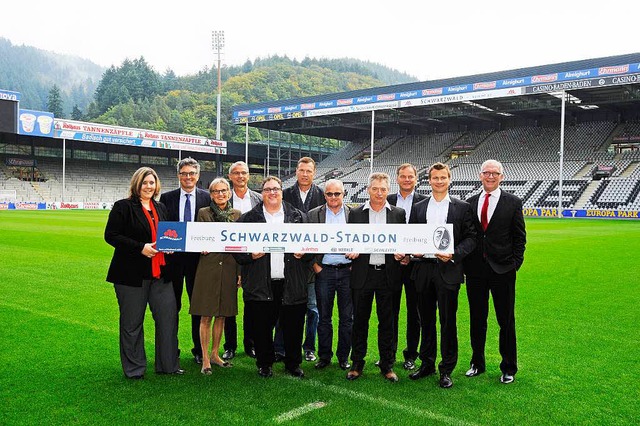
[{"xmin": 2, "ymin": 0, "xmax": 639, "ymax": 82}]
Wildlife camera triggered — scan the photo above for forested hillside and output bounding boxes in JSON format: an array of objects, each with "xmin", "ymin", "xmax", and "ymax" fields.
[{"xmin": 1, "ymin": 39, "xmax": 418, "ymax": 143}]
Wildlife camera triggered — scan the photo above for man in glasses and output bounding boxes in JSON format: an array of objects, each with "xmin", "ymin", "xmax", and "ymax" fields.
[
  {"xmin": 281, "ymin": 157, "xmax": 325, "ymax": 363},
  {"xmin": 463, "ymin": 159, "xmax": 526, "ymax": 385},
  {"xmin": 233, "ymin": 177, "xmax": 312, "ymax": 379},
  {"xmin": 221, "ymin": 161, "xmax": 262, "ymax": 361},
  {"xmin": 387, "ymin": 163, "xmax": 427, "ymax": 371},
  {"xmin": 160, "ymin": 157, "xmax": 211, "ymax": 365},
  {"xmin": 307, "ymin": 179, "xmax": 353, "ymax": 371}
]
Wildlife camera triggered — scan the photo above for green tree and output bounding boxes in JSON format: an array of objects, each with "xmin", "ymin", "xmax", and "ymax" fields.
[
  {"xmin": 47, "ymin": 84, "xmax": 64, "ymax": 117},
  {"xmin": 71, "ymin": 104, "xmax": 83, "ymax": 120}
]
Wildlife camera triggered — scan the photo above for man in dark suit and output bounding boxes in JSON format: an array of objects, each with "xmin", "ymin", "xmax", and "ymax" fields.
[
  {"xmin": 408, "ymin": 162, "xmax": 476, "ymax": 388},
  {"xmin": 281, "ymin": 157, "xmax": 324, "ymax": 362},
  {"xmin": 346, "ymin": 172, "xmax": 405, "ymax": 383},
  {"xmin": 463, "ymin": 159, "xmax": 526, "ymax": 385},
  {"xmin": 308, "ymin": 179, "xmax": 353, "ymax": 371},
  {"xmin": 221, "ymin": 161, "xmax": 262, "ymax": 361},
  {"xmin": 387, "ymin": 163, "xmax": 426, "ymax": 371},
  {"xmin": 159, "ymin": 157, "xmax": 210, "ymax": 364}
]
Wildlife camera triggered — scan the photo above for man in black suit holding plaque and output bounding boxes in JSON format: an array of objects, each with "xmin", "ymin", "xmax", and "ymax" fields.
[
  {"xmin": 463, "ymin": 159, "xmax": 526, "ymax": 385},
  {"xmin": 346, "ymin": 172, "xmax": 406, "ymax": 383},
  {"xmin": 408, "ymin": 162, "xmax": 476, "ymax": 389}
]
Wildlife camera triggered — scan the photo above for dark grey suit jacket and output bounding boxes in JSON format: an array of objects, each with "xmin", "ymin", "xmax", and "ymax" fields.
[
  {"xmin": 409, "ymin": 196, "xmax": 477, "ymax": 289},
  {"xmin": 229, "ymin": 188, "xmax": 261, "ymax": 211}
]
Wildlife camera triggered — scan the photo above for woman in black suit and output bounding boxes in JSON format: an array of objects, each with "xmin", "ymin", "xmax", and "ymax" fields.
[{"xmin": 105, "ymin": 167, "xmax": 182, "ymax": 379}]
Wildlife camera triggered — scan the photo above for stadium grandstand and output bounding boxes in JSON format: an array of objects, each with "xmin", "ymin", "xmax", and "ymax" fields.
[
  {"xmin": 232, "ymin": 53, "xmax": 640, "ymax": 217},
  {"xmin": 2, "ymin": 53, "xmax": 640, "ymax": 217}
]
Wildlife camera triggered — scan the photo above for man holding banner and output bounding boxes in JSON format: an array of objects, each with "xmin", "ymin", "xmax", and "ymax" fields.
[
  {"xmin": 231, "ymin": 176, "xmax": 313, "ymax": 379},
  {"xmin": 346, "ymin": 172, "xmax": 406, "ymax": 383},
  {"xmin": 408, "ymin": 162, "xmax": 476, "ymax": 389}
]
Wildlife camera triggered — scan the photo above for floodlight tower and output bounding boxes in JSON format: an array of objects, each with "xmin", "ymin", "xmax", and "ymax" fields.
[{"xmin": 212, "ymin": 30, "xmax": 225, "ymax": 140}]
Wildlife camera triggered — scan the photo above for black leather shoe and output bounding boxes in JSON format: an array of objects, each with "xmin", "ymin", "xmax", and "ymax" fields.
[
  {"xmin": 465, "ymin": 364, "xmax": 485, "ymax": 377},
  {"xmin": 403, "ymin": 359, "xmax": 416, "ymax": 370},
  {"xmin": 258, "ymin": 366, "xmax": 273, "ymax": 378},
  {"xmin": 315, "ymin": 359, "xmax": 331, "ymax": 369},
  {"xmin": 127, "ymin": 374, "xmax": 144, "ymax": 380},
  {"xmin": 500, "ymin": 373, "xmax": 515, "ymax": 384},
  {"xmin": 246, "ymin": 347, "xmax": 256, "ymax": 358},
  {"xmin": 409, "ymin": 365, "xmax": 436, "ymax": 380},
  {"xmin": 194, "ymin": 354, "xmax": 203, "ymax": 365},
  {"xmin": 304, "ymin": 350, "xmax": 317, "ymax": 362},
  {"xmin": 274, "ymin": 352, "xmax": 285, "ymax": 362},
  {"xmin": 439, "ymin": 373, "xmax": 453, "ymax": 388},
  {"xmin": 286, "ymin": 366, "xmax": 305, "ymax": 378},
  {"xmin": 339, "ymin": 360, "xmax": 351, "ymax": 370},
  {"xmin": 221, "ymin": 349, "xmax": 235, "ymax": 361}
]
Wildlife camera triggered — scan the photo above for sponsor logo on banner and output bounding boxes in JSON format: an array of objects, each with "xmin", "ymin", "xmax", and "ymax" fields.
[
  {"xmin": 60, "ymin": 202, "xmax": 81, "ymax": 209},
  {"xmin": 473, "ymin": 81, "xmax": 497, "ymax": 90},
  {"xmin": 16, "ymin": 202, "xmax": 38, "ymax": 210},
  {"xmin": 423, "ymin": 88, "xmax": 443, "ymax": 95},
  {"xmin": 377, "ymin": 94, "xmax": 396, "ymax": 101},
  {"xmin": 158, "ymin": 222, "xmax": 187, "ymax": 251},
  {"xmin": 531, "ymin": 74, "xmax": 558, "ymax": 83},
  {"xmin": 565, "ymin": 70, "xmax": 592, "ymax": 79},
  {"xmin": 268, "ymin": 107, "xmax": 282, "ymax": 113},
  {"xmin": 0, "ymin": 203, "xmax": 9, "ymax": 210},
  {"xmin": 598, "ymin": 65, "xmax": 628, "ymax": 75},
  {"xmin": 501, "ymin": 78, "xmax": 525, "ymax": 86},
  {"xmin": 237, "ymin": 110, "xmax": 250, "ymax": 117},
  {"xmin": 300, "ymin": 103, "xmax": 315, "ymax": 109},
  {"xmin": 337, "ymin": 99, "xmax": 353, "ymax": 106}
]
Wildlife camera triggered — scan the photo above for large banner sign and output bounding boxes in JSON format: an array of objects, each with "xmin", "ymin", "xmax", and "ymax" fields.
[
  {"xmin": 157, "ymin": 222, "xmax": 454, "ymax": 255},
  {"xmin": 53, "ymin": 119, "xmax": 227, "ymax": 154}
]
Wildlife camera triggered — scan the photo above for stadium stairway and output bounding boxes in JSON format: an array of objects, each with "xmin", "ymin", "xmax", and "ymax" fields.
[{"xmin": 575, "ymin": 180, "xmax": 602, "ymax": 208}]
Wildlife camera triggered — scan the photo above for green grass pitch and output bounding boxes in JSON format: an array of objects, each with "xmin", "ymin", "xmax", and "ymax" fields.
[{"xmin": 0, "ymin": 210, "xmax": 637, "ymax": 425}]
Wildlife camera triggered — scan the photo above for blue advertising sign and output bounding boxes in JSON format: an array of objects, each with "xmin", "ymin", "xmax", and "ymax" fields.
[
  {"xmin": 0, "ymin": 89, "xmax": 21, "ymax": 101},
  {"xmin": 18, "ymin": 109, "xmax": 54, "ymax": 137}
]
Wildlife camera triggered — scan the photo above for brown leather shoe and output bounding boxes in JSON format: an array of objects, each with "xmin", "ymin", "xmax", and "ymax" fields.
[
  {"xmin": 383, "ymin": 370, "xmax": 399, "ymax": 383},
  {"xmin": 346, "ymin": 370, "xmax": 361, "ymax": 381}
]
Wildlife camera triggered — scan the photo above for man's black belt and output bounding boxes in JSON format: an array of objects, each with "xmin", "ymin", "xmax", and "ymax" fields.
[
  {"xmin": 368, "ymin": 264, "xmax": 385, "ymax": 270},
  {"xmin": 321, "ymin": 263, "xmax": 351, "ymax": 270}
]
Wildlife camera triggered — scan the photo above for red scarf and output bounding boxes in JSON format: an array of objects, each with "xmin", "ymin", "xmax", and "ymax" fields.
[{"xmin": 141, "ymin": 201, "xmax": 165, "ymax": 279}]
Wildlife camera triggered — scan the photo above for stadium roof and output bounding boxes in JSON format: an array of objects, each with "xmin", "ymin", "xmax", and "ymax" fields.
[{"xmin": 233, "ymin": 53, "xmax": 640, "ymax": 141}]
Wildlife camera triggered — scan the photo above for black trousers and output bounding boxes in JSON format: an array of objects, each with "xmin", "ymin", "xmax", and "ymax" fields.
[
  {"xmin": 223, "ymin": 305, "xmax": 254, "ymax": 353},
  {"xmin": 466, "ymin": 264, "xmax": 518, "ymax": 375},
  {"xmin": 416, "ymin": 263, "xmax": 460, "ymax": 375},
  {"xmin": 245, "ymin": 280, "xmax": 306, "ymax": 370},
  {"xmin": 351, "ymin": 269, "xmax": 395, "ymax": 373},
  {"xmin": 392, "ymin": 263, "xmax": 421, "ymax": 361},
  {"xmin": 166, "ymin": 253, "xmax": 201, "ymax": 357}
]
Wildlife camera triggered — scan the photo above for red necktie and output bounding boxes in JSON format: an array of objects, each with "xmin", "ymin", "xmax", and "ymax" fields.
[{"xmin": 481, "ymin": 193, "xmax": 490, "ymax": 231}]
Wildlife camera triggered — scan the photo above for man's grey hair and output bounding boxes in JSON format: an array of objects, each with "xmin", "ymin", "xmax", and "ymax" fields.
[
  {"xmin": 177, "ymin": 157, "xmax": 200, "ymax": 174},
  {"xmin": 228, "ymin": 161, "xmax": 249, "ymax": 175},
  {"xmin": 323, "ymin": 179, "xmax": 345, "ymax": 192},
  {"xmin": 368, "ymin": 172, "xmax": 390, "ymax": 188},
  {"xmin": 481, "ymin": 159, "xmax": 504, "ymax": 175}
]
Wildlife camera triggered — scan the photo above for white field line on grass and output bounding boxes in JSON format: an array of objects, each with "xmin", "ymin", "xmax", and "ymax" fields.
[
  {"xmin": 2, "ymin": 302, "xmax": 116, "ymax": 334},
  {"xmin": 273, "ymin": 401, "xmax": 327, "ymax": 423},
  {"xmin": 280, "ymin": 375, "xmax": 477, "ymax": 426}
]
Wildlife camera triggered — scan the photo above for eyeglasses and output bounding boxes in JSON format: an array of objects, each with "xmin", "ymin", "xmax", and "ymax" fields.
[
  {"xmin": 325, "ymin": 192, "xmax": 343, "ymax": 198},
  {"xmin": 481, "ymin": 171, "xmax": 502, "ymax": 178},
  {"xmin": 262, "ymin": 187, "xmax": 282, "ymax": 193},
  {"xmin": 179, "ymin": 171, "xmax": 197, "ymax": 177},
  {"xmin": 230, "ymin": 171, "xmax": 248, "ymax": 176},
  {"xmin": 210, "ymin": 189, "xmax": 228, "ymax": 195}
]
